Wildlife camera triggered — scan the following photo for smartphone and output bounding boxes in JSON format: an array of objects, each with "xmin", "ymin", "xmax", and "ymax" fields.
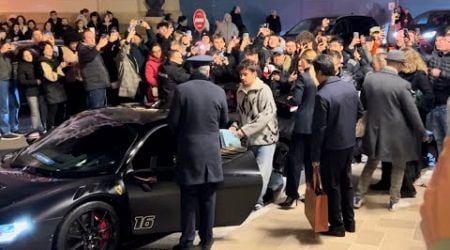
[
  {"xmin": 353, "ymin": 32, "xmax": 359, "ymax": 39},
  {"xmin": 89, "ymin": 27, "xmax": 95, "ymax": 34},
  {"xmin": 101, "ymin": 33, "xmax": 109, "ymax": 39},
  {"xmin": 243, "ymin": 33, "xmax": 249, "ymax": 39}
]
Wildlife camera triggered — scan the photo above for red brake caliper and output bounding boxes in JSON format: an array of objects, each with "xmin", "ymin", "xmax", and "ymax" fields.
[{"xmin": 96, "ymin": 214, "xmax": 110, "ymax": 248}]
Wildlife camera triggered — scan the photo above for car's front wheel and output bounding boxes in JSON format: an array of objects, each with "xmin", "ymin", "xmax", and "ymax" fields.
[{"xmin": 55, "ymin": 201, "xmax": 120, "ymax": 250}]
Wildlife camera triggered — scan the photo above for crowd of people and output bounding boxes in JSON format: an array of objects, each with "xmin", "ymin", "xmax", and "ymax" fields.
[{"xmin": 0, "ymin": 4, "xmax": 450, "ymax": 249}]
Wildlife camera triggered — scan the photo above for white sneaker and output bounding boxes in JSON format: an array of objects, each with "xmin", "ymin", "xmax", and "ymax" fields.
[
  {"xmin": 254, "ymin": 204, "xmax": 263, "ymax": 211},
  {"xmin": 353, "ymin": 196, "xmax": 364, "ymax": 209},
  {"xmin": 389, "ymin": 199, "xmax": 410, "ymax": 211}
]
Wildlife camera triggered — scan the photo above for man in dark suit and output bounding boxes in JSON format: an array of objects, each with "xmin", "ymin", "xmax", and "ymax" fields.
[
  {"xmin": 310, "ymin": 54, "xmax": 363, "ymax": 237},
  {"xmin": 354, "ymin": 50, "xmax": 427, "ymax": 211},
  {"xmin": 168, "ymin": 55, "xmax": 228, "ymax": 250}
]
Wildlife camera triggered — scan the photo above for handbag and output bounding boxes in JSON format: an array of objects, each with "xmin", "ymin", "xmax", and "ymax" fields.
[{"xmin": 305, "ymin": 167, "xmax": 329, "ymax": 233}]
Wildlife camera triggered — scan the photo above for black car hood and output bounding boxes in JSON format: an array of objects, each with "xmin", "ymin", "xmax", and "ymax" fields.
[{"xmin": 0, "ymin": 166, "xmax": 64, "ymax": 209}]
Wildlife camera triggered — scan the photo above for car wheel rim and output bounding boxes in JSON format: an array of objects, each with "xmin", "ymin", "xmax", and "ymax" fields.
[{"xmin": 65, "ymin": 209, "xmax": 117, "ymax": 250}]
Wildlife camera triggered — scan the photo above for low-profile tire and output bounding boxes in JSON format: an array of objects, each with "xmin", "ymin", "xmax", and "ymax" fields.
[{"xmin": 55, "ymin": 201, "xmax": 120, "ymax": 250}]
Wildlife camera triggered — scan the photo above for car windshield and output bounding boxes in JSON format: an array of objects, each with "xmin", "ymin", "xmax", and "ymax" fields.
[
  {"xmin": 12, "ymin": 111, "xmax": 139, "ymax": 177},
  {"xmin": 286, "ymin": 17, "xmax": 335, "ymax": 36}
]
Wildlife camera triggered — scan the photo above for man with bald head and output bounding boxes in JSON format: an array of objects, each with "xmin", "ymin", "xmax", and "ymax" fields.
[{"xmin": 78, "ymin": 30, "xmax": 110, "ymax": 109}]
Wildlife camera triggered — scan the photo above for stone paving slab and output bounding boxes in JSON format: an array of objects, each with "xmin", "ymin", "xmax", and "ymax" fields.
[{"xmin": 142, "ymin": 163, "xmax": 429, "ymax": 250}]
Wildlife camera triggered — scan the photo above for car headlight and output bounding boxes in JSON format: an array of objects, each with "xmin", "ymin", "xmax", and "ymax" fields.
[
  {"xmin": 422, "ymin": 31, "xmax": 437, "ymax": 40},
  {"xmin": 0, "ymin": 218, "xmax": 32, "ymax": 243}
]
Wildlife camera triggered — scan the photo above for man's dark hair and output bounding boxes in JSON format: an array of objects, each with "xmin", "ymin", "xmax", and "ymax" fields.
[
  {"xmin": 157, "ymin": 21, "xmax": 170, "ymax": 29},
  {"xmin": 243, "ymin": 46, "xmax": 259, "ymax": 56},
  {"xmin": 39, "ymin": 41, "xmax": 54, "ymax": 53},
  {"xmin": 80, "ymin": 8, "xmax": 89, "ymax": 14},
  {"xmin": 237, "ymin": 59, "xmax": 259, "ymax": 73},
  {"xmin": 329, "ymin": 36, "xmax": 344, "ymax": 46},
  {"xmin": 296, "ymin": 31, "xmax": 315, "ymax": 44},
  {"xmin": 313, "ymin": 54, "xmax": 336, "ymax": 77},
  {"xmin": 90, "ymin": 12, "xmax": 100, "ymax": 19},
  {"xmin": 49, "ymin": 10, "xmax": 57, "ymax": 15},
  {"xmin": 211, "ymin": 34, "xmax": 225, "ymax": 42},
  {"xmin": 168, "ymin": 50, "xmax": 181, "ymax": 59},
  {"xmin": 285, "ymin": 38, "xmax": 296, "ymax": 44}
]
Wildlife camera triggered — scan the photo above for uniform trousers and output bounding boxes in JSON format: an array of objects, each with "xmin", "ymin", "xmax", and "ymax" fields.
[{"xmin": 179, "ymin": 183, "xmax": 218, "ymax": 249}]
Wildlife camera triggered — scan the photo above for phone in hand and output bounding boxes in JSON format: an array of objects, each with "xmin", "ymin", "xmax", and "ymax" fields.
[{"xmin": 353, "ymin": 32, "xmax": 359, "ymax": 39}]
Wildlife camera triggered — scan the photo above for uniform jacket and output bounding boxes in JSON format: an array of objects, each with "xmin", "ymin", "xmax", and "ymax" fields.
[
  {"xmin": 168, "ymin": 73, "xmax": 229, "ymax": 186},
  {"xmin": 361, "ymin": 67, "xmax": 426, "ymax": 164},
  {"xmin": 311, "ymin": 76, "xmax": 362, "ymax": 162},
  {"xmin": 236, "ymin": 77, "xmax": 279, "ymax": 146}
]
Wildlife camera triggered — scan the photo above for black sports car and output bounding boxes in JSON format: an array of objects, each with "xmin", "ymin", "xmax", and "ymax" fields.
[{"xmin": 0, "ymin": 107, "xmax": 262, "ymax": 250}]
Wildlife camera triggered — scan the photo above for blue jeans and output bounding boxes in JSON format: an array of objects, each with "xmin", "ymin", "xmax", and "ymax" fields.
[
  {"xmin": 427, "ymin": 104, "xmax": 447, "ymax": 153},
  {"xmin": 86, "ymin": 88, "xmax": 107, "ymax": 109},
  {"xmin": 0, "ymin": 80, "xmax": 20, "ymax": 135},
  {"xmin": 249, "ymin": 144, "xmax": 276, "ymax": 205}
]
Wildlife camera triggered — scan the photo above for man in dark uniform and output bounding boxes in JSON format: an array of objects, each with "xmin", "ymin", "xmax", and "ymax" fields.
[
  {"xmin": 310, "ymin": 54, "xmax": 363, "ymax": 237},
  {"xmin": 168, "ymin": 55, "xmax": 229, "ymax": 250}
]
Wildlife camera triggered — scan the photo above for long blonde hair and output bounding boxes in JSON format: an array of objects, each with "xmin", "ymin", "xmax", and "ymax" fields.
[
  {"xmin": 299, "ymin": 49, "xmax": 319, "ymax": 86},
  {"xmin": 401, "ymin": 47, "xmax": 428, "ymax": 74}
]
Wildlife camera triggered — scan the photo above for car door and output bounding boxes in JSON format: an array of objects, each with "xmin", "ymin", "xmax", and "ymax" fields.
[
  {"xmin": 125, "ymin": 124, "xmax": 262, "ymax": 235},
  {"xmin": 125, "ymin": 124, "xmax": 181, "ymax": 235},
  {"xmin": 215, "ymin": 149, "xmax": 261, "ymax": 227}
]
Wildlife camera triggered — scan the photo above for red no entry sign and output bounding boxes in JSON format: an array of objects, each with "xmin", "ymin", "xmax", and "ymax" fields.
[{"xmin": 193, "ymin": 9, "xmax": 207, "ymax": 31}]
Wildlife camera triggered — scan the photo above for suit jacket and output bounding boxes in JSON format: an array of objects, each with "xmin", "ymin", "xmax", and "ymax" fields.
[
  {"xmin": 311, "ymin": 76, "xmax": 362, "ymax": 162},
  {"xmin": 361, "ymin": 67, "xmax": 426, "ymax": 164},
  {"xmin": 290, "ymin": 71, "xmax": 317, "ymax": 135},
  {"xmin": 168, "ymin": 73, "xmax": 229, "ymax": 186}
]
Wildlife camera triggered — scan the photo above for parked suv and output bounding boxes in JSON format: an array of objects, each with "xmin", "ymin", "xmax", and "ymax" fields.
[
  {"xmin": 283, "ymin": 15, "xmax": 378, "ymax": 45},
  {"xmin": 413, "ymin": 9, "xmax": 450, "ymax": 53}
]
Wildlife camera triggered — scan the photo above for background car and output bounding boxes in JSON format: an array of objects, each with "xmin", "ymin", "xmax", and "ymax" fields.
[
  {"xmin": 413, "ymin": 9, "xmax": 450, "ymax": 53},
  {"xmin": 283, "ymin": 15, "xmax": 379, "ymax": 45},
  {"xmin": 0, "ymin": 107, "xmax": 262, "ymax": 250}
]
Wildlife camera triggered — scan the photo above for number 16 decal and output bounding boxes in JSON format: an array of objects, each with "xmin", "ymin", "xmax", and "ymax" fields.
[{"xmin": 134, "ymin": 215, "xmax": 156, "ymax": 230}]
